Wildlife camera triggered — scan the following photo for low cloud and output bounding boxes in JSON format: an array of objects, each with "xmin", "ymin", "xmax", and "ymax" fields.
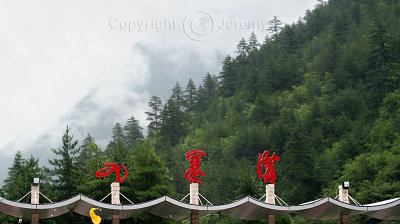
[{"xmin": 0, "ymin": 0, "xmax": 317, "ymax": 184}]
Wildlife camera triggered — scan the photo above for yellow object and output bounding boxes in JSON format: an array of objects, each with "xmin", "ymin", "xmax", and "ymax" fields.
[{"xmin": 90, "ymin": 208, "xmax": 102, "ymax": 224}]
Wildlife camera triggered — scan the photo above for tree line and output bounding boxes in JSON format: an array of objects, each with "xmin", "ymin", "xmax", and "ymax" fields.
[{"xmin": 2, "ymin": 0, "xmax": 400, "ymax": 223}]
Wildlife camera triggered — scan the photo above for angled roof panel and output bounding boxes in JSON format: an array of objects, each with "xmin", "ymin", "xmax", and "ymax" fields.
[
  {"xmin": 0, "ymin": 198, "xmax": 37, "ymax": 219},
  {"xmin": 36, "ymin": 195, "xmax": 80, "ymax": 219},
  {"xmin": 212, "ymin": 197, "xmax": 291, "ymax": 220},
  {"xmin": 292, "ymin": 198, "xmax": 367, "ymax": 220},
  {"xmin": 365, "ymin": 198, "xmax": 400, "ymax": 220},
  {"xmin": 147, "ymin": 196, "xmax": 213, "ymax": 220},
  {"xmin": 120, "ymin": 196, "xmax": 167, "ymax": 219},
  {"xmin": 72, "ymin": 195, "xmax": 123, "ymax": 220},
  {"xmin": 0, "ymin": 195, "xmax": 399, "ymax": 221}
]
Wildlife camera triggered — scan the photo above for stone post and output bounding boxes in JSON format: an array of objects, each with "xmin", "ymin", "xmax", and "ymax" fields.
[
  {"xmin": 111, "ymin": 182, "xmax": 121, "ymax": 205},
  {"xmin": 338, "ymin": 185, "xmax": 350, "ymax": 224},
  {"xmin": 266, "ymin": 184, "xmax": 276, "ymax": 224},
  {"xmin": 111, "ymin": 182, "xmax": 120, "ymax": 224},
  {"xmin": 31, "ymin": 184, "xmax": 40, "ymax": 205},
  {"xmin": 265, "ymin": 184, "xmax": 275, "ymax": 204},
  {"xmin": 190, "ymin": 183, "xmax": 199, "ymax": 224},
  {"xmin": 190, "ymin": 183, "xmax": 199, "ymax": 205},
  {"xmin": 31, "ymin": 184, "xmax": 39, "ymax": 224},
  {"xmin": 338, "ymin": 185, "xmax": 349, "ymax": 204}
]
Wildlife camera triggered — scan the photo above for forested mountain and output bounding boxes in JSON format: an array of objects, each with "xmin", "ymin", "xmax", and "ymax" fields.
[{"xmin": 2, "ymin": 0, "xmax": 400, "ymax": 223}]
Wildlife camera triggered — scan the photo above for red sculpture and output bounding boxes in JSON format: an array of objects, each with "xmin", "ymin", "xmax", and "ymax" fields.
[
  {"xmin": 95, "ymin": 163, "xmax": 128, "ymax": 183},
  {"xmin": 257, "ymin": 150, "xmax": 280, "ymax": 184},
  {"xmin": 185, "ymin": 149, "xmax": 206, "ymax": 183}
]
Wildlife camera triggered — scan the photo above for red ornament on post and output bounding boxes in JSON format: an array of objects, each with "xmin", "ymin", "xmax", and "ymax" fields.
[
  {"xmin": 95, "ymin": 163, "xmax": 128, "ymax": 183},
  {"xmin": 257, "ymin": 150, "xmax": 280, "ymax": 184},
  {"xmin": 185, "ymin": 149, "xmax": 206, "ymax": 183}
]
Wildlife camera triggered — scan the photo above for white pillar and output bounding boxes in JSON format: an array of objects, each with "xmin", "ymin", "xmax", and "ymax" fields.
[
  {"xmin": 265, "ymin": 184, "xmax": 275, "ymax": 204},
  {"xmin": 338, "ymin": 185, "xmax": 349, "ymax": 203},
  {"xmin": 31, "ymin": 184, "xmax": 39, "ymax": 205},
  {"xmin": 111, "ymin": 182, "xmax": 121, "ymax": 205},
  {"xmin": 31, "ymin": 184, "xmax": 40, "ymax": 224},
  {"xmin": 190, "ymin": 183, "xmax": 199, "ymax": 205}
]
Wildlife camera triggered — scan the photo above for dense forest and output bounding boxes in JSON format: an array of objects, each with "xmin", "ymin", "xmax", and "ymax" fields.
[{"xmin": 2, "ymin": 0, "xmax": 400, "ymax": 223}]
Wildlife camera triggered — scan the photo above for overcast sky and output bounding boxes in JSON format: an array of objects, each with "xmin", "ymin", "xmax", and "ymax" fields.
[{"xmin": 0, "ymin": 0, "xmax": 317, "ymax": 184}]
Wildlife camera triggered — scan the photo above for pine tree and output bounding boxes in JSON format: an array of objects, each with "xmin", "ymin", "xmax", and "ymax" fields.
[
  {"xmin": 171, "ymin": 82, "xmax": 184, "ymax": 109},
  {"xmin": 111, "ymin": 122, "xmax": 124, "ymax": 142},
  {"xmin": 106, "ymin": 122, "xmax": 125, "ymax": 155},
  {"xmin": 146, "ymin": 96, "xmax": 163, "ymax": 136},
  {"xmin": 184, "ymin": 79, "xmax": 197, "ymax": 112},
  {"xmin": 123, "ymin": 115, "xmax": 144, "ymax": 148},
  {"xmin": 124, "ymin": 142, "xmax": 174, "ymax": 223},
  {"xmin": 76, "ymin": 133, "xmax": 96, "ymax": 189},
  {"xmin": 248, "ymin": 32, "xmax": 260, "ymax": 52},
  {"xmin": 159, "ymin": 99, "xmax": 186, "ymax": 146},
  {"xmin": 81, "ymin": 133, "xmax": 95, "ymax": 149},
  {"xmin": 48, "ymin": 126, "xmax": 80, "ymax": 200},
  {"xmin": 201, "ymin": 73, "xmax": 218, "ymax": 106},
  {"xmin": 128, "ymin": 142, "xmax": 173, "ymax": 202},
  {"xmin": 268, "ymin": 15, "xmax": 283, "ymax": 40},
  {"xmin": 279, "ymin": 24, "xmax": 297, "ymax": 53},
  {"xmin": 77, "ymin": 142, "xmax": 109, "ymax": 200},
  {"xmin": 78, "ymin": 133, "xmax": 95, "ymax": 164},
  {"xmin": 195, "ymin": 84, "xmax": 207, "ymax": 111},
  {"xmin": 111, "ymin": 141, "xmax": 131, "ymax": 165},
  {"xmin": 235, "ymin": 38, "xmax": 249, "ymax": 61},
  {"xmin": 218, "ymin": 55, "xmax": 236, "ymax": 97},
  {"xmin": 3, "ymin": 151, "xmax": 26, "ymax": 200}
]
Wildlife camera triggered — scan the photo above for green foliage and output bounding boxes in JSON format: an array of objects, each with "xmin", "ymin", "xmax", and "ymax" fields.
[
  {"xmin": 124, "ymin": 115, "xmax": 144, "ymax": 147},
  {"xmin": 106, "ymin": 122, "xmax": 125, "ymax": 155},
  {"xmin": 3, "ymin": 0, "xmax": 400, "ymax": 223},
  {"xmin": 3, "ymin": 152, "xmax": 48, "ymax": 201},
  {"xmin": 77, "ymin": 142, "xmax": 109, "ymax": 200},
  {"xmin": 48, "ymin": 126, "xmax": 80, "ymax": 200},
  {"xmin": 146, "ymin": 96, "xmax": 163, "ymax": 136},
  {"xmin": 184, "ymin": 79, "xmax": 197, "ymax": 112},
  {"xmin": 128, "ymin": 142, "xmax": 173, "ymax": 202}
]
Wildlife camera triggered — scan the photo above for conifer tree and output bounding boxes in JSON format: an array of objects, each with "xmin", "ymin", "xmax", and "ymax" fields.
[
  {"xmin": 171, "ymin": 82, "xmax": 184, "ymax": 109},
  {"xmin": 3, "ymin": 151, "xmax": 26, "ymax": 200},
  {"xmin": 195, "ymin": 84, "xmax": 207, "ymax": 111},
  {"xmin": 218, "ymin": 55, "xmax": 236, "ymax": 97},
  {"xmin": 77, "ymin": 142, "xmax": 109, "ymax": 200},
  {"xmin": 48, "ymin": 126, "xmax": 80, "ymax": 200},
  {"xmin": 111, "ymin": 122, "xmax": 124, "ymax": 142},
  {"xmin": 78, "ymin": 133, "xmax": 95, "ymax": 164},
  {"xmin": 159, "ymin": 98, "xmax": 186, "ymax": 146},
  {"xmin": 145, "ymin": 96, "xmax": 163, "ymax": 136},
  {"xmin": 202, "ymin": 73, "xmax": 218, "ymax": 105},
  {"xmin": 106, "ymin": 122, "xmax": 125, "ymax": 155},
  {"xmin": 268, "ymin": 15, "xmax": 283, "ymax": 40},
  {"xmin": 123, "ymin": 115, "xmax": 144, "ymax": 148},
  {"xmin": 235, "ymin": 38, "xmax": 249, "ymax": 61},
  {"xmin": 248, "ymin": 32, "xmax": 260, "ymax": 52},
  {"xmin": 184, "ymin": 79, "xmax": 197, "ymax": 112},
  {"xmin": 128, "ymin": 142, "xmax": 173, "ymax": 202}
]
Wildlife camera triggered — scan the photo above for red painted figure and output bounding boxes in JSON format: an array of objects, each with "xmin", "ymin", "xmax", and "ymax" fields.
[
  {"xmin": 185, "ymin": 149, "xmax": 206, "ymax": 183},
  {"xmin": 257, "ymin": 150, "xmax": 280, "ymax": 184},
  {"xmin": 95, "ymin": 163, "xmax": 128, "ymax": 183}
]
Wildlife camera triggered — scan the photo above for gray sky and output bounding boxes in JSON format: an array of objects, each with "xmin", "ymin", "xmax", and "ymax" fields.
[{"xmin": 0, "ymin": 0, "xmax": 317, "ymax": 184}]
